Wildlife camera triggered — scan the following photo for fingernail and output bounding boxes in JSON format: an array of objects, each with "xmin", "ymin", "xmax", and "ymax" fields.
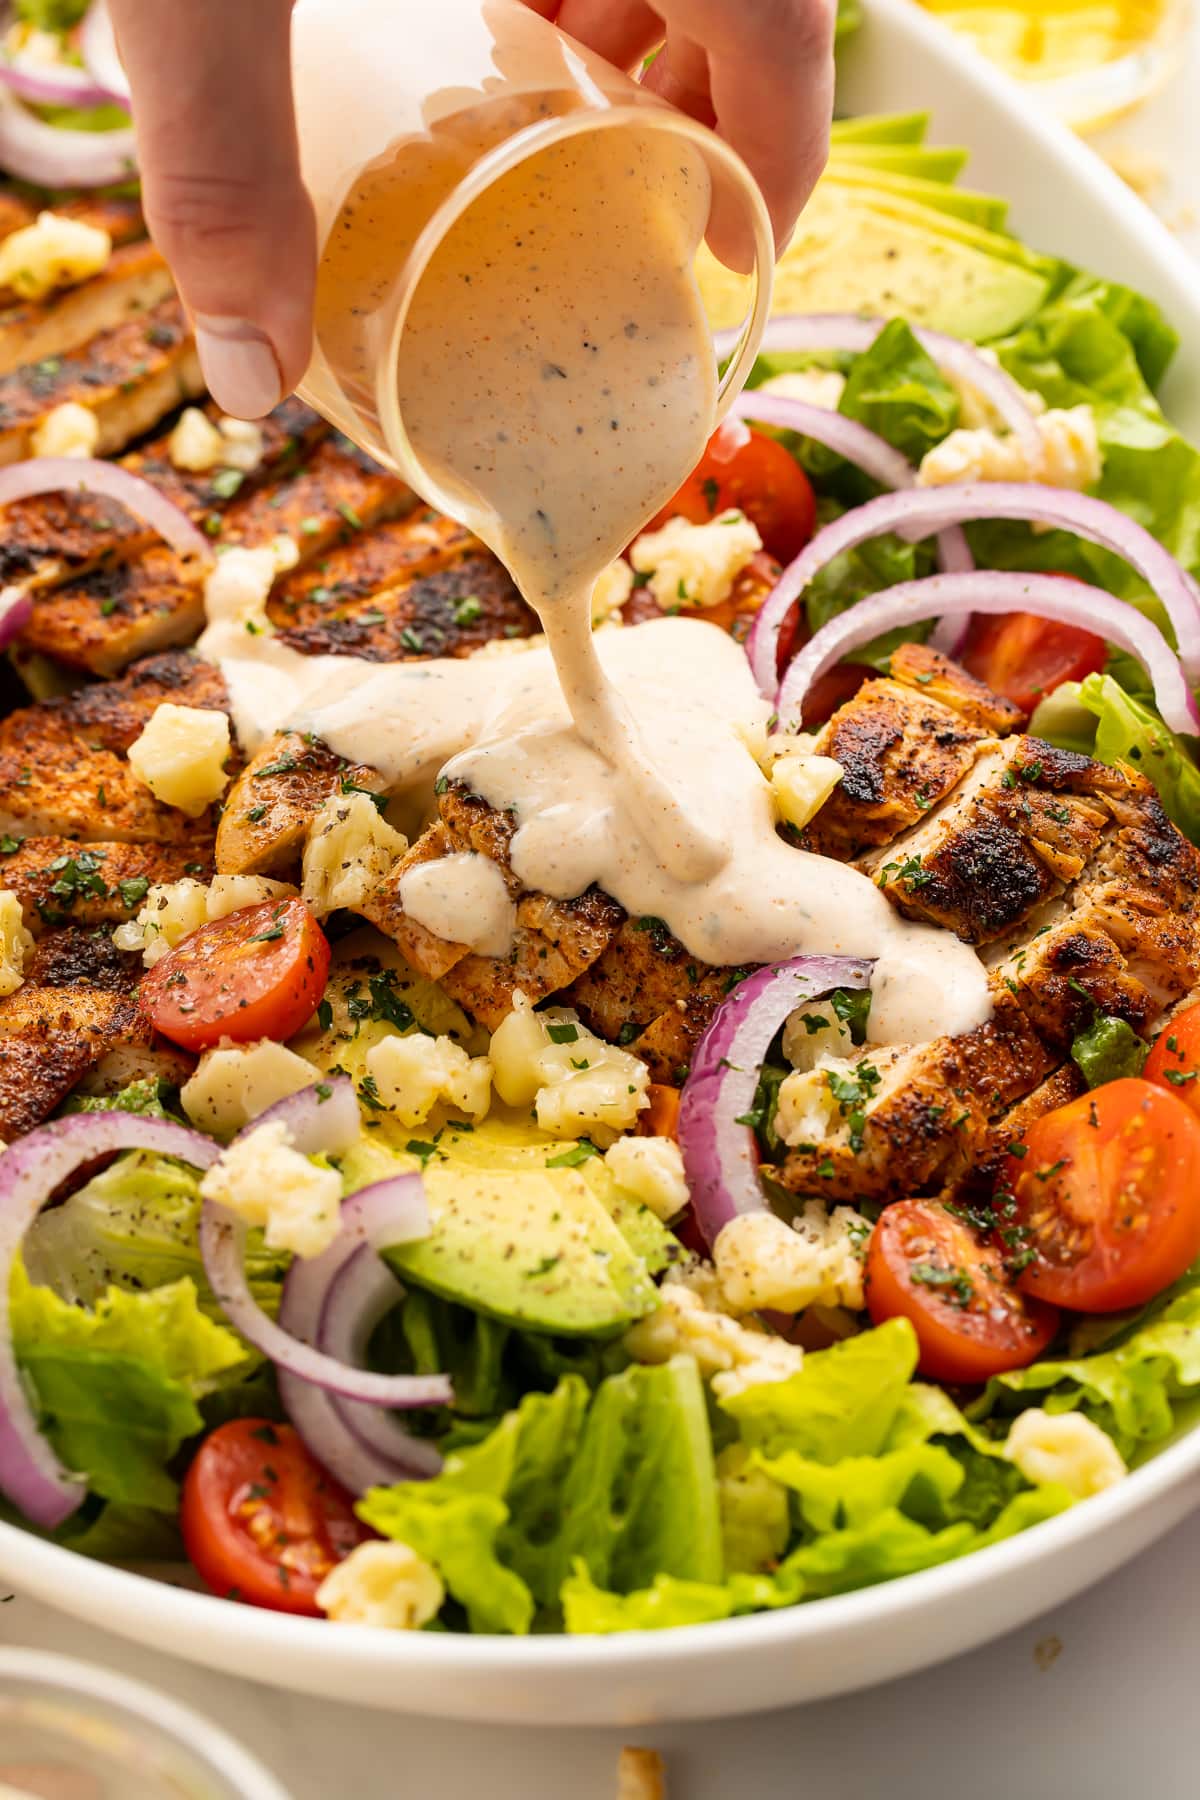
[{"xmin": 193, "ymin": 315, "xmax": 282, "ymax": 419}]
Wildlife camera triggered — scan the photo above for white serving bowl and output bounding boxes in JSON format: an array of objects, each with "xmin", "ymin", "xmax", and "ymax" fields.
[{"xmin": 3, "ymin": 0, "xmax": 1200, "ymax": 1724}]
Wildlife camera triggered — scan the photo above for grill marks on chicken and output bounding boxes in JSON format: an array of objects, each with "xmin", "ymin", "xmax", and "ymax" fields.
[
  {"xmin": 0, "ymin": 239, "xmax": 175, "ymax": 377},
  {"xmin": 0, "ymin": 296, "xmax": 202, "ymax": 467},
  {"xmin": 217, "ymin": 731, "xmax": 386, "ymax": 878}
]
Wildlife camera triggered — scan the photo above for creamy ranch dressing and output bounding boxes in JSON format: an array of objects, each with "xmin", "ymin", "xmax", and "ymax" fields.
[{"xmin": 203, "ymin": 108, "xmax": 993, "ymax": 1049}]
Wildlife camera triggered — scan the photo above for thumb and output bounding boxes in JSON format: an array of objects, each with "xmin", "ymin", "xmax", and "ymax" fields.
[{"xmin": 109, "ymin": 0, "xmax": 315, "ymax": 418}]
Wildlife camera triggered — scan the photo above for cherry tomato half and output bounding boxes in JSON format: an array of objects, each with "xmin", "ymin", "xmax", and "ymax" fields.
[
  {"xmin": 1144, "ymin": 1002, "xmax": 1200, "ymax": 1123},
  {"xmin": 645, "ymin": 419, "xmax": 817, "ymax": 564},
  {"xmin": 140, "ymin": 896, "xmax": 331, "ymax": 1052},
  {"xmin": 1002, "ymin": 1078, "xmax": 1200, "ymax": 1314},
  {"xmin": 181, "ymin": 1420, "xmax": 372, "ymax": 1615},
  {"xmin": 960, "ymin": 606, "xmax": 1106, "ymax": 716},
  {"xmin": 865, "ymin": 1199, "xmax": 1059, "ymax": 1384}
]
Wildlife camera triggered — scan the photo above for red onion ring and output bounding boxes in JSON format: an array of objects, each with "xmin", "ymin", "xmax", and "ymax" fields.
[
  {"xmin": 277, "ymin": 1178, "xmax": 442, "ymax": 1492},
  {"xmin": 0, "ymin": 459, "xmax": 210, "ymax": 569},
  {"xmin": 0, "ymin": 58, "xmax": 121, "ymax": 110},
  {"xmin": 729, "ymin": 390, "xmax": 972, "ymax": 658},
  {"xmin": 232, "ymin": 1074, "xmax": 362, "ymax": 1159},
  {"xmin": 748, "ymin": 482, "xmax": 1200, "ymax": 700},
  {"xmin": 79, "ymin": 0, "xmax": 128, "ymax": 104},
  {"xmin": 0, "ymin": 82, "xmax": 134, "ymax": 187},
  {"xmin": 0, "ymin": 586, "xmax": 33, "ymax": 650},
  {"xmin": 678, "ymin": 957, "xmax": 873, "ymax": 1251},
  {"xmin": 0, "ymin": 1113, "xmax": 221, "ymax": 1530},
  {"xmin": 200, "ymin": 1175, "xmax": 451, "ymax": 1410},
  {"xmin": 715, "ymin": 312, "xmax": 1044, "ymax": 467},
  {"xmin": 778, "ymin": 570, "xmax": 1200, "ymax": 739}
]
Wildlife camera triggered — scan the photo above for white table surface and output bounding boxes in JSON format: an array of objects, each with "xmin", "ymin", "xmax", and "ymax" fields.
[{"xmin": 8, "ymin": 20, "xmax": 1200, "ymax": 1800}]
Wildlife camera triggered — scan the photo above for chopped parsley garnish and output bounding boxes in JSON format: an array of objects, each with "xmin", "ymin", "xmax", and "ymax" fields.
[
  {"xmin": 452, "ymin": 594, "xmax": 483, "ymax": 626},
  {"xmin": 545, "ymin": 1140, "xmax": 600, "ymax": 1168},
  {"xmin": 116, "ymin": 876, "xmax": 150, "ymax": 909},
  {"xmin": 546, "ymin": 1021, "xmax": 579, "ymax": 1045},
  {"xmin": 210, "ymin": 467, "xmax": 244, "ymax": 500},
  {"xmin": 339, "ymin": 774, "xmax": 388, "ymax": 815},
  {"xmin": 910, "ymin": 1262, "xmax": 973, "ymax": 1308}
]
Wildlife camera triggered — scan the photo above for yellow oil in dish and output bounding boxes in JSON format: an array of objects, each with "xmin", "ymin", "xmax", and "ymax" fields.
[{"xmin": 916, "ymin": 0, "xmax": 1187, "ymax": 124}]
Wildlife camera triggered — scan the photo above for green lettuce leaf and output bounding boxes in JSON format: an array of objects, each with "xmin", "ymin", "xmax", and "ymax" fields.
[
  {"xmin": 974, "ymin": 1266, "xmax": 1200, "ymax": 1453},
  {"xmin": 11, "ymin": 1265, "xmax": 246, "ymax": 1510},
  {"xmin": 359, "ymin": 1359, "xmax": 719, "ymax": 1632},
  {"xmin": 23, "ymin": 1150, "xmax": 289, "ymax": 1323},
  {"xmin": 720, "ymin": 1317, "xmax": 919, "ymax": 1461},
  {"xmin": 757, "ymin": 1442, "xmax": 966, "ymax": 1533},
  {"xmin": 1070, "ymin": 1012, "xmax": 1149, "ymax": 1088},
  {"xmin": 1032, "ymin": 672, "xmax": 1200, "ymax": 845},
  {"xmin": 562, "ymin": 1565, "xmax": 736, "ymax": 1633},
  {"xmin": 838, "ymin": 319, "xmax": 961, "ymax": 464}
]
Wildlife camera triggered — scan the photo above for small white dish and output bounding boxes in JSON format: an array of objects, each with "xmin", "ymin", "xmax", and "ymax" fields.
[{"xmin": 3, "ymin": 0, "xmax": 1200, "ymax": 1725}]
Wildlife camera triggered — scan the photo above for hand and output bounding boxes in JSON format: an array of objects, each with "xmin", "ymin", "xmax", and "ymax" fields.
[{"xmin": 108, "ymin": 0, "xmax": 834, "ymax": 419}]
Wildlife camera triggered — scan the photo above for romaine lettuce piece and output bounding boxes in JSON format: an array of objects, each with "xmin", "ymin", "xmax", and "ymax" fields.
[
  {"xmin": 1031, "ymin": 672, "xmax": 1200, "ymax": 844},
  {"xmin": 11, "ymin": 1265, "xmax": 246, "ymax": 1511}
]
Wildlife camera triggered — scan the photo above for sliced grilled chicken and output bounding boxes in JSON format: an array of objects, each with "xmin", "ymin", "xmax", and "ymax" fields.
[
  {"xmin": 0, "ymin": 295, "xmax": 201, "ymax": 467},
  {"xmin": 0, "ymin": 649, "xmax": 226, "ymax": 844},
  {"xmin": 0, "ymin": 924, "xmax": 155, "ymax": 1138},
  {"xmin": 0, "ymin": 837, "xmax": 210, "ymax": 931},
  {"xmin": 19, "ymin": 431, "xmax": 405, "ymax": 676},
  {"xmin": 0, "ymin": 396, "xmax": 323, "ymax": 601},
  {"xmin": 0, "ymin": 239, "xmax": 174, "ymax": 376},
  {"xmin": 363, "ymin": 783, "xmax": 623, "ymax": 1026},
  {"xmin": 268, "ymin": 509, "xmax": 478, "ymax": 627},
  {"xmin": 217, "ymin": 732, "xmax": 386, "ymax": 878},
  {"xmin": 273, "ymin": 532, "xmax": 536, "ymax": 659},
  {"xmin": 800, "ymin": 673, "xmax": 1009, "ymax": 862}
]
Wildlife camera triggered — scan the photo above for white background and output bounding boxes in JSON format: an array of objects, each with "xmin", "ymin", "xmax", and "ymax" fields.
[{"xmin": 7, "ymin": 16, "xmax": 1200, "ymax": 1799}]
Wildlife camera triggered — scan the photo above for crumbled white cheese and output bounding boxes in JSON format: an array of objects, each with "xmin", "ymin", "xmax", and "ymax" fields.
[
  {"xmin": 199, "ymin": 545, "xmax": 285, "ymax": 644},
  {"xmin": 0, "ymin": 889, "xmax": 32, "ymax": 999},
  {"xmin": 199, "ymin": 1117, "xmax": 343, "ymax": 1260},
  {"xmin": 774, "ymin": 1056, "xmax": 854, "ymax": 1149},
  {"xmin": 590, "ymin": 558, "xmax": 634, "ymax": 624},
  {"xmin": 167, "ymin": 408, "xmax": 224, "ymax": 473},
  {"xmin": 918, "ymin": 405, "xmax": 1102, "ymax": 492},
  {"xmin": 952, "ymin": 348, "xmax": 1047, "ymax": 430},
  {"xmin": 624, "ymin": 1278, "xmax": 804, "ymax": 1399},
  {"xmin": 770, "ymin": 753, "xmax": 844, "ymax": 831},
  {"xmin": 30, "ymin": 400, "xmax": 99, "ymax": 461},
  {"xmin": 0, "ymin": 209, "xmax": 110, "ymax": 300},
  {"xmin": 1005, "ymin": 1408, "xmax": 1127, "ymax": 1500},
  {"xmin": 216, "ymin": 416, "xmax": 265, "ymax": 473},
  {"xmin": 489, "ymin": 989, "xmax": 648, "ymax": 1145},
  {"xmin": 181, "ymin": 1039, "xmax": 320, "ymax": 1137},
  {"xmin": 302, "ymin": 790, "xmax": 406, "ymax": 918},
  {"xmin": 604, "ymin": 1134, "xmax": 688, "ymax": 1221},
  {"xmin": 714, "ymin": 1203, "xmax": 869, "ymax": 1314},
  {"xmin": 717, "ymin": 1442, "xmax": 791, "ymax": 1574},
  {"xmin": 317, "ymin": 1539, "xmax": 443, "ymax": 1630},
  {"xmin": 760, "ymin": 367, "xmax": 847, "ymax": 411},
  {"xmin": 365, "ymin": 1031, "xmax": 492, "ymax": 1129},
  {"xmin": 114, "ymin": 873, "xmax": 294, "ymax": 967},
  {"xmin": 127, "ymin": 704, "xmax": 231, "ymax": 817},
  {"xmin": 168, "ymin": 408, "xmax": 266, "ymax": 475},
  {"xmin": 629, "ymin": 511, "xmax": 762, "ymax": 611}
]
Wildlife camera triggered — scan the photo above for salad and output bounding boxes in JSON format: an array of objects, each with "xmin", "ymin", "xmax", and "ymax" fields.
[{"xmin": 3, "ymin": 64, "xmax": 1200, "ymax": 1641}]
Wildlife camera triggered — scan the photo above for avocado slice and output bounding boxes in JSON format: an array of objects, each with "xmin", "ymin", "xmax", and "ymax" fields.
[
  {"xmin": 829, "ymin": 143, "xmax": 969, "ymax": 184},
  {"xmin": 831, "ymin": 111, "xmax": 930, "ymax": 147},
  {"xmin": 826, "ymin": 164, "xmax": 1010, "ymax": 232},
  {"xmin": 383, "ymin": 1164, "xmax": 660, "ymax": 1336}
]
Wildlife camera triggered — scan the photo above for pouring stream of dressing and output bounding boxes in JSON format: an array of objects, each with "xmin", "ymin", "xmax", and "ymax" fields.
[{"xmin": 203, "ymin": 113, "xmax": 991, "ymax": 1047}]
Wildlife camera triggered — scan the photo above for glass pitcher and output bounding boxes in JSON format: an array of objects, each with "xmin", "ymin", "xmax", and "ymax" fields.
[{"xmin": 290, "ymin": 0, "xmax": 774, "ymax": 524}]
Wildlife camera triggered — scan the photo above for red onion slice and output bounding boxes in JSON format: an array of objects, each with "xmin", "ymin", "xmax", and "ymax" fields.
[
  {"xmin": 0, "ymin": 58, "xmax": 121, "ymax": 110},
  {"xmin": 778, "ymin": 570, "xmax": 1200, "ymax": 739},
  {"xmin": 729, "ymin": 390, "xmax": 972, "ymax": 665},
  {"xmin": 715, "ymin": 312, "xmax": 1044, "ymax": 465},
  {"xmin": 678, "ymin": 957, "xmax": 873, "ymax": 1251},
  {"xmin": 79, "ymin": 0, "xmax": 128, "ymax": 103},
  {"xmin": 0, "ymin": 83, "xmax": 135, "ymax": 187},
  {"xmin": 0, "ymin": 1113, "xmax": 221, "ymax": 1529},
  {"xmin": 0, "ymin": 459, "xmax": 210, "ymax": 567},
  {"xmin": 748, "ymin": 482, "xmax": 1200, "ymax": 700},
  {"xmin": 200, "ymin": 1176, "xmax": 451, "ymax": 1409},
  {"xmin": 0, "ymin": 587, "xmax": 33, "ymax": 650},
  {"xmin": 277, "ymin": 1177, "xmax": 442, "ymax": 1491},
  {"xmin": 232, "ymin": 1075, "xmax": 362, "ymax": 1159}
]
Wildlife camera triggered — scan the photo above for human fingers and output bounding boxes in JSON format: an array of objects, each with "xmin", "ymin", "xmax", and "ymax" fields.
[{"xmin": 109, "ymin": 0, "xmax": 315, "ymax": 417}]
